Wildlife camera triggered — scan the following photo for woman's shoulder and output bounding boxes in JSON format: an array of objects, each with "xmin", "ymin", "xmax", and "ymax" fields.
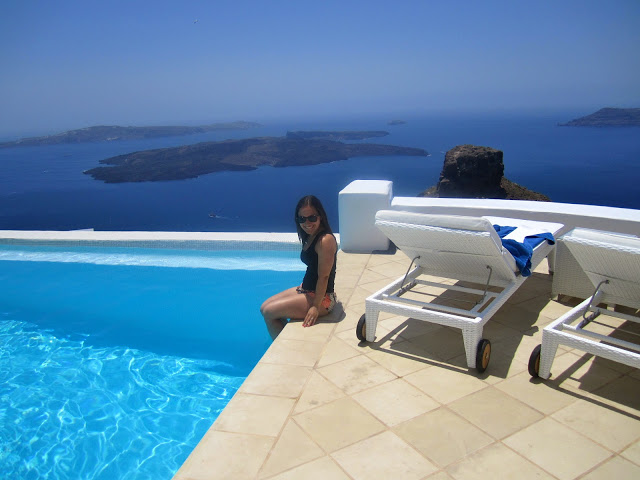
[{"xmin": 316, "ymin": 232, "xmax": 337, "ymax": 251}]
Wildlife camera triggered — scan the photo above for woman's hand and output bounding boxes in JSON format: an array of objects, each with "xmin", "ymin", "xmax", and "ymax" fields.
[{"xmin": 303, "ymin": 306, "xmax": 319, "ymax": 327}]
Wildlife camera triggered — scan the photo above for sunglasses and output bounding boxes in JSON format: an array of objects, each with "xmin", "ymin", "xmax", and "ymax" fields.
[{"xmin": 296, "ymin": 214, "xmax": 319, "ymax": 224}]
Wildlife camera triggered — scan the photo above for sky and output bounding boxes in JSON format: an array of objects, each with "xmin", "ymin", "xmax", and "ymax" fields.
[{"xmin": 1, "ymin": 0, "xmax": 639, "ymax": 137}]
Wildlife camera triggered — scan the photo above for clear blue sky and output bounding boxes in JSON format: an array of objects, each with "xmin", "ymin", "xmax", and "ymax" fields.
[{"xmin": 1, "ymin": 0, "xmax": 639, "ymax": 137}]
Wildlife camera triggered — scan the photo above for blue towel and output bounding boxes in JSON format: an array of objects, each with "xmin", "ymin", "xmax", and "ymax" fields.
[{"xmin": 493, "ymin": 225, "xmax": 555, "ymax": 277}]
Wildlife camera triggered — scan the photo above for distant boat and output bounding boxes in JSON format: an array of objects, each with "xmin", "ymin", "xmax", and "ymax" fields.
[{"xmin": 208, "ymin": 212, "xmax": 217, "ymax": 218}]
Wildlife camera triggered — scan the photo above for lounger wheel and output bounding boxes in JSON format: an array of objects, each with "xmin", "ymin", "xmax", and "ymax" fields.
[
  {"xmin": 476, "ymin": 339, "xmax": 491, "ymax": 373},
  {"xmin": 528, "ymin": 344, "xmax": 542, "ymax": 378},
  {"xmin": 356, "ymin": 314, "xmax": 367, "ymax": 342}
]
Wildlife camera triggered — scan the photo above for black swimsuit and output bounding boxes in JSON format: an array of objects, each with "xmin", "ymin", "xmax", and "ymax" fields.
[{"xmin": 300, "ymin": 233, "xmax": 336, "ymax": 293}]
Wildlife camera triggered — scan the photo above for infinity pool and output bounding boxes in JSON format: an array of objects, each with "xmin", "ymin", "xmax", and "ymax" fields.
[{"xmin": 0, "ymin": 243, "xmax": 303, "ymax": 479}]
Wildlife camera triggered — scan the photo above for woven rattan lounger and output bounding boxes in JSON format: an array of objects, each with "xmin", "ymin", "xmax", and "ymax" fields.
[
  {"xmin": 356, "ymin": 210, "xmax": 563, "ymax": 373},
  {"xmin": 528, "ymin": 228, "xmax": 640, "ymax": 379}
]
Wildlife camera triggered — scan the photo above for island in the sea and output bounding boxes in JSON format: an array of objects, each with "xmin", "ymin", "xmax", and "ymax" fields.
[
  {"xmin": 559, "ymin": 107, "xmax": 640, "ymax": 127},
  {"xmin": 84, "ymin": 135, "xmax": 429, "ymax": 183},
  {"xmin": 0, "ymin": 121, "xmax": 262, "ymax": 148},
  {"xmin": 387, "ymin": 120, "xmax": 407, "ymax": 126}
]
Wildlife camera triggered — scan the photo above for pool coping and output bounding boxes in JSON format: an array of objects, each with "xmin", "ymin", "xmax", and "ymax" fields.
[{"xmin": 0, "ymin": 230, "xmax": 303, "ymax": 243}]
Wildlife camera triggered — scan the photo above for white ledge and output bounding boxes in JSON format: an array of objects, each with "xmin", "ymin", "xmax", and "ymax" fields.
[
  {"xmin": 391, "ymin": 197, "xmax": 640, "ymax": 236},
  {"xmin": 0, "ymin": 231, "xmax": 301, "ymax": 243}
]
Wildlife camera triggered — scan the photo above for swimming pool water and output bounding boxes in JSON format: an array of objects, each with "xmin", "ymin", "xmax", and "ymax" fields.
[{"xmin": 0, "ymin": 244, "xmax": 303, "ymax": 479}]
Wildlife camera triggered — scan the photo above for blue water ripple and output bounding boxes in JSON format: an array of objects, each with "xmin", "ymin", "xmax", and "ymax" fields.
[{"xmin": 0, "ymin": 318, "xmax": 244, "ymax": 479}]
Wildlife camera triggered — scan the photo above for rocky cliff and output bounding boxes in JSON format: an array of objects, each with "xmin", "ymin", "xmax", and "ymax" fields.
[{"xmin": 420, "ymin": 144, "xmax": 550, "ymax": 201}]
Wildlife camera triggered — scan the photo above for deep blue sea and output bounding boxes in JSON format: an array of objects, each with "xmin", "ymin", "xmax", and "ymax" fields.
[{"xmin": 1, "ymin": 112, "xmax": 639, "ymax": 232}]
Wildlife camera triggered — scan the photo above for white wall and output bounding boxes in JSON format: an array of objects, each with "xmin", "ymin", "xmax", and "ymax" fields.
[{"xmin": 336, "ymin": 180, "xmax": 640, "ymax": 253}]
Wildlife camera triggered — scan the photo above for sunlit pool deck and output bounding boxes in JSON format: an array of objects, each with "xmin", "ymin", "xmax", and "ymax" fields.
[{"xmin": 175, "ymin": 248, "xmax": 640, "ymax": 480}]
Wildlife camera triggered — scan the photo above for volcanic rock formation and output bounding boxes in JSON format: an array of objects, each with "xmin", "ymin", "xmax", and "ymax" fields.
[{"xmin": 420, "ymin": 144, "xmax": 550, "ymax": 201}]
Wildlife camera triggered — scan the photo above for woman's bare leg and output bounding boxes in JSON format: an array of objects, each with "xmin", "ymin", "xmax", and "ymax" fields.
[
  {"xmin": 261, "ymin": 288, "xmax": 330, "ymax": 339},
  {"xmin": 260, "ymin": 287, "xmax": 300, "ymax": 339},
  {"xmin": 261, "ymin": 287, "xmax": 299, "ymax": 311}
]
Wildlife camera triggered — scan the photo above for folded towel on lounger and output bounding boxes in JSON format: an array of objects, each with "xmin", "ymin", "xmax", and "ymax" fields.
[{"xmin": 493, "ymin": 225, "xmax": 555, "ymax": 277}]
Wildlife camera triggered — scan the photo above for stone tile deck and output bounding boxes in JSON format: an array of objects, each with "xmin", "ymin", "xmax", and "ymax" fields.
[{"xmin": 174, "ymin": 249, "xmax": 640, "ymax": 480}]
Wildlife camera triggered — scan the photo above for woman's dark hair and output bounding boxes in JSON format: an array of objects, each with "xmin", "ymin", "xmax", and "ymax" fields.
[{"xmin": 294, "ymin": 195, "xmax": 333, "ymax": 243}]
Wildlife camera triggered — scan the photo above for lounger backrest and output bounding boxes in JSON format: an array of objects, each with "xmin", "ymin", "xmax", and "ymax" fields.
[
  {"xmin": 375, "ymin": 210, "xmax": 517, "ymax": 285},
  {"xmin": 560, "ymin": 228, "xmax": 640, "ymax": 308}
]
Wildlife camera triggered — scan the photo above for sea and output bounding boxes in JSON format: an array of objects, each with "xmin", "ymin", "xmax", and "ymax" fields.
[{"xmin": 1, "ymin": 111, "xmax": 639, "ymax": 232}]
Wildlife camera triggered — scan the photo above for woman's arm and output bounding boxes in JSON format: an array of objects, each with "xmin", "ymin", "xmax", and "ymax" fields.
[{"xmin": 303, "ymin": 233, "xmax": 337, "ymax": 327}]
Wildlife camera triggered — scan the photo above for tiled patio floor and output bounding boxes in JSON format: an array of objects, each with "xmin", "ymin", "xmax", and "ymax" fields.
[{"xmin": 174, "ymin": 249, "xmax": 640, "ymax": 480}]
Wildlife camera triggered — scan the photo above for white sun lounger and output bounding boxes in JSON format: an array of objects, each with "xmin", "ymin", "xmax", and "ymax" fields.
[
  {"xmin": 529, "ymin": 228, "xmax": 640, "ymax": 379},
  {"xmin": 356, "ymin": 210, "xmax": 563, "ymax": 372}
]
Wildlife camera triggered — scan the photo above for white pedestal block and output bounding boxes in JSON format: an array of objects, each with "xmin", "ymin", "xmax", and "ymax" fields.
[{"xmin": 338, "ymin": 180, "xmax": 393, "ymax": 253}]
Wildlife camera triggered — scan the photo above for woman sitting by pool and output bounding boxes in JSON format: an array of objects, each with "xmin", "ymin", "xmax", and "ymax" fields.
[{"xmin": 261, "ymin": 195, "xmax": 337, "ymax": 339}]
